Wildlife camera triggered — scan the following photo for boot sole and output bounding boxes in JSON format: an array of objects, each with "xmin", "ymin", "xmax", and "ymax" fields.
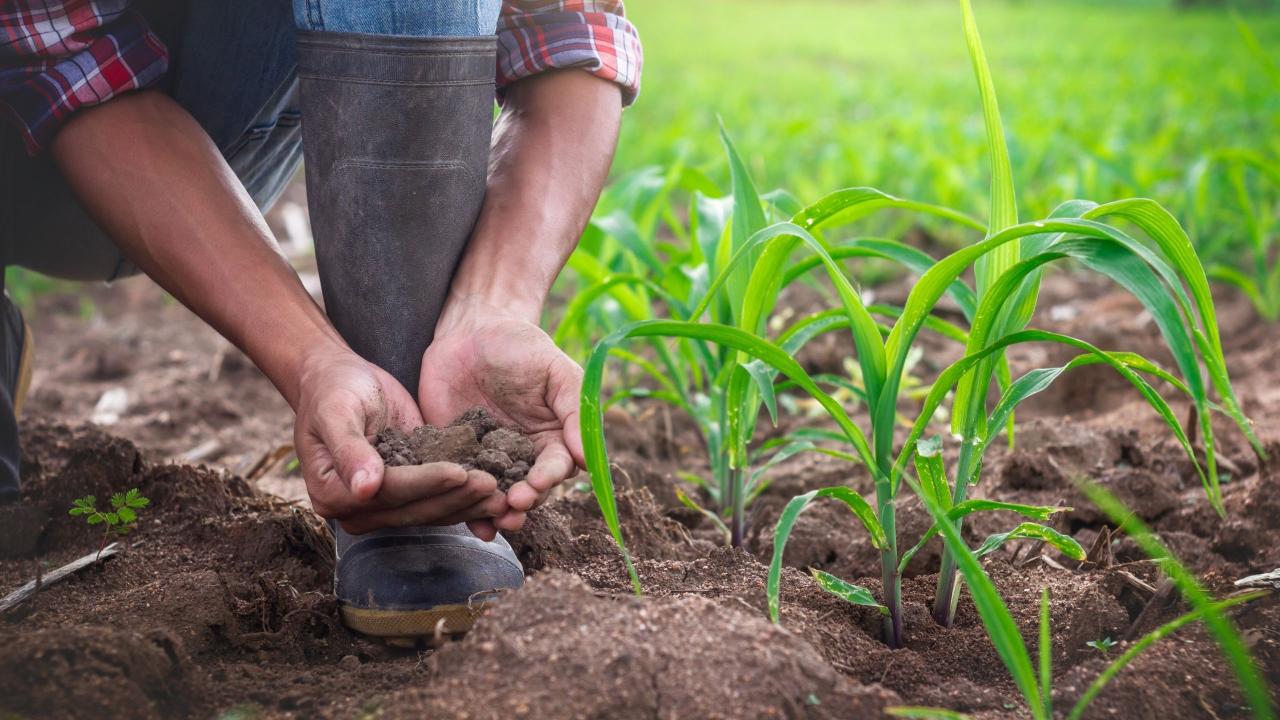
[{"xmin": 340, "ymin": 599, "xmax": 493, "ymax": 648}]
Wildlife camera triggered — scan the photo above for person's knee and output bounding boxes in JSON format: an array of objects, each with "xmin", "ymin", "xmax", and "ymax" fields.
[{"xmin": 291, "ymin": 0, "xmax": 501, "ymax": 37}]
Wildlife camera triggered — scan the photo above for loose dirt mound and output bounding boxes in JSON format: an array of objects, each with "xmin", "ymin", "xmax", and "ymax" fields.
[
  {"xmin": 376, "ymin": 407, "xmax": 537, "ymax": 491},
  {"xmin": 380, "ymin": 571, "xmax": 901, "ymax": 720}
]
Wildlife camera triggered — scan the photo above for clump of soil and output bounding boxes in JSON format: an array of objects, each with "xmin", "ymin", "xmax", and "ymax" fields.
[{"xmin": 375, "ymin": 407, "xmax": 536, "ymax": 491}]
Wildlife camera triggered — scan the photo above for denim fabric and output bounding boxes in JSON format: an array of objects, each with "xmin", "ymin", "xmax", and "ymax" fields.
[{"xmin": 293, "ymin": 0, "xmax": 502, "ymax": 36}]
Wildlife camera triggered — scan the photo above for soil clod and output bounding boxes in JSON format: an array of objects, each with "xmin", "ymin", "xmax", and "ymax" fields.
[{"xmin": 375, "ymin": 408, "xmax": 537, "ymax": 491}]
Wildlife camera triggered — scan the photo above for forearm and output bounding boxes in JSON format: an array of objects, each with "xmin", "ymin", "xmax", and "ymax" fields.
[
  {"xmin": 50, "ymin": 91, "xmax": 346, "ymax": 408},
  {"xmin": 447, "ymin": 70, "xmax": 622, "ymax": 323}
]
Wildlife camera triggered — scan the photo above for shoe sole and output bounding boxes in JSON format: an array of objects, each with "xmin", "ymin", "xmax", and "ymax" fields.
[{"xmin": 340, "ymin": 599, "xmax": 493, "ymax": 648}]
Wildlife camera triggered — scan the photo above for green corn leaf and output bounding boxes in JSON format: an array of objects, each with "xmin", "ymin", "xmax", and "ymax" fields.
[
  {"xmin": 690, "ymin": 220, "xmax": 888, "ymax": 410},
  {"xmin": 906, "ymin": 472, "xmax": 1046, "ymax": 719},
  {"xmin": 1067, "ymin": 591, "xmax": 1267, "ymax": 720},
  {"xmin": 783, "ymin": 238, "xmax": 979, "ymax": 321},
  {"xmin": 1082, "ymin": 484, "xmax": 1274, "ymax": 720},
  {"xmin": 797, "ymin": 187, "xmax": 984, "ymax": 235},
  {"xmin": 1040, "ymin": 588, "xmax": 1053, "ymax": 719},
  {"xmin": 810, "ymin": 568, "xmax": 886, "ymax": 615},
  {"xmin": 741, "ymin": 359, "xmax": 779, "ymax": 427},
  {"xmin": 768, "ymin": 486, "xmax": 886, "ymax": 622},
  {"xmin": 974, "ymin": 522, "xmax": 1085, "ymax": 561},
  {"xmin": 960, "ymin": 0, "xmax": 1018, "ymax": 294},
  {"xmin": 719, "ymin": 122, "xmax": 768, "ymax": 323},
  {"xmin": 593, "ymin": 210, "xmax": 665, "ymax": 279},
  {"xmin": 900, "ymin": 500, "xmax": 1069, "ymax": 573},
  {"xmin": 674, "ymin": 487, "xmax": 730, "ymax": 541},
  {"xmin": 1085, "ymin": 198, "xmax": 1264, "ymax": 459},
  {"xmin": 914, "ymin": 437, "xmax": 953, "ymax": 509}
]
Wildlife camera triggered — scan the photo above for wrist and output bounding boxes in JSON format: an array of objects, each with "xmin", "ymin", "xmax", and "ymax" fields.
[
  {"xmin": 437, "ymin": 289, "xmax": 543, "ymax": 337},
  {"xmin": 266, "ymin": 331, "xmax": 354, "ymax": 410}
]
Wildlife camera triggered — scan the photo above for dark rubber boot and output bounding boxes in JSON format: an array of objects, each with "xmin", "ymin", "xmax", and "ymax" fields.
[
  {"xmin": 296, "ymin": 31, "xmax": 522, "ymax": 645},
  {"xmin": 0, "ymin": 293, "xmax": 32, "ymax": 504}
]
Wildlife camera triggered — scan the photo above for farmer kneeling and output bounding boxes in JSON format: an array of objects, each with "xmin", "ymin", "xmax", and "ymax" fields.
[{"xmin": 0, "ymin": 0, "xmax": 640, "ymax": 643}]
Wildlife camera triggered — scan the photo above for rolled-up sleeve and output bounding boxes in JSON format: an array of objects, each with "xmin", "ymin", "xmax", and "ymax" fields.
[
  {"xmin": 496, "ymin": 1, "xmax": 642, "ymax": 106},
  {"xmin": 0, "ymin": 1, "xmax": 169, "ymax": 155}
]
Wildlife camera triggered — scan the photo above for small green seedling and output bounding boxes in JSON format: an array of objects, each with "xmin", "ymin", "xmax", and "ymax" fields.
[
  {"xmin": 1086, "ymin": 636, "xmax": 1117, "ymax": 654},
  {"xmin": 69, "ymin": 488, "xmax": 150, "ymax": 559}
]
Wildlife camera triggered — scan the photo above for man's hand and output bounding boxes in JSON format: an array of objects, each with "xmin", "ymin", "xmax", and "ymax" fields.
[
  {"xmin": 419, "ymin": 296, "xmax": 585, "ymax": 536},
  {"xmin": 295, "ymin": 347, "xmax": 509, "ymax": 534}
]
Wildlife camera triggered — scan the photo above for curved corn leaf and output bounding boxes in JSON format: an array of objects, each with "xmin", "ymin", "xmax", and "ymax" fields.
[
  {"xmin": 1085, "ymin": 198, "xmax": 1264, "ymax": 459},
  {"xmin": 974, "ymin": 522, "xmax": 1085, "ymax": 560},
  {"xmin": 674, "ymin": 487, "xmax": 730, "ymax": 542},
  {"xmin": 768, "ymin": 486, "xmax": 886, "ymax": 622},
  {"xmin": 810, "ymin": 568, "xmax": 887, "ymax": 615},
  {"xmin": 1082, "ymin": 484, "xmax": 1274, "ymax": 720},
  {"xmin": 783, "ymin": 238, "xmax": 979, "ymax": 320},
  {"xmin": 899, "ymin": 499, "xmax": 1070, "ymax": 573}
]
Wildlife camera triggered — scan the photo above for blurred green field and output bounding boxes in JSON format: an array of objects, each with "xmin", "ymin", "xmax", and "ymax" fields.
[{"xmin": 609, "ymin": 0, "xmax": 1280, "ymax": 255}]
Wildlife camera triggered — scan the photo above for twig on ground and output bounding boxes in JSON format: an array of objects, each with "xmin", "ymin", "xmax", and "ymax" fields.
[{"xmin": 0, "ymin": 543, "xmax": 120, "ymax": 614}]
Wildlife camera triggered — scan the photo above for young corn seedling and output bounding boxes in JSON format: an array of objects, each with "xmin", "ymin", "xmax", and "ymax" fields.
[
  {"xmin": 581, "ymin": 0, "xmax": 1261, "ymax": 647},
  {"xmin": 889, "ymin": 479, "xmax": 1274, "ymax": 720},
  {"xmin": 69, "ymin": 488, "xmax": 150, "ymax": 560},
  {"xmin": 562, "ymin": 145, "xmax": 848, "ymax": 548}
]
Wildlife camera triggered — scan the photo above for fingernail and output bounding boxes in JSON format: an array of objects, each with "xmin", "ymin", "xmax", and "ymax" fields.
[{"xmin": 352, "ymin": 469, "xmax": 371, "ymax": 495}]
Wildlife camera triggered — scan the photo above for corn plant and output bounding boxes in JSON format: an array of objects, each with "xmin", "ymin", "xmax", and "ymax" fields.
[
  {"xmin": 580, "ymin": 0, "xmax": 1261, "ymax": 648},
  {"xmin": 889, "ymin": 478, "xmax": 1274, "ymax": 720},
  {"xmin": 560, "ymin": 143, "xmax": 865, "ymax": 548}
]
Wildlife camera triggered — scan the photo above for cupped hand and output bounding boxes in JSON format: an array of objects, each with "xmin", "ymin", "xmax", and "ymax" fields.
[
  {"xmin": 419, "ymin": 296, "xmax": 585, "ymax": 536},
  {"xmin": 293, "ymin": 347, "xmax": 508, "ymax": 534}
]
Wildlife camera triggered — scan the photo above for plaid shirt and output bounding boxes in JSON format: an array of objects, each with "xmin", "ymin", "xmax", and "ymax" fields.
[{"xmin": 0, "ymin": 0, "xmax": 642, "ymax": 155}]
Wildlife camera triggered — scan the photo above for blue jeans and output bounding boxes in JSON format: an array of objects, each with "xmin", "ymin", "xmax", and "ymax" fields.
[{"xmin": 0, "ymin": 0, "xmax": 501, "ymax": 282}]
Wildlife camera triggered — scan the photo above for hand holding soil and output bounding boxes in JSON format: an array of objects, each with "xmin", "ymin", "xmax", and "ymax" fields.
[
  {"xmin": 376, "ymin": 407, "xmax": 538, "ymax": 492},
  {"xmin": 291, "ymin": 349, "xmax": 506, "ymax": 535},
  {"xmin": 418, "ymin": 298, "xmax": 586, "ymax": 534}
]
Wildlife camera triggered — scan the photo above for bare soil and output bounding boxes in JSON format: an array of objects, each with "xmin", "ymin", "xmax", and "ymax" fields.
[
  {"xmin": 0, "ymin": 270, "xmax": 1277, "ymax": 718},
  {"xmin": 376, "ymin": 408, "xmax": 536, "ymax": 492}
]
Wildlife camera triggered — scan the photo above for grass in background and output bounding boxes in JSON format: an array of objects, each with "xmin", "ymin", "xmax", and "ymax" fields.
[{"xmin": 610, "ymin": 0, "xmax": 1280, "ymax": 262}]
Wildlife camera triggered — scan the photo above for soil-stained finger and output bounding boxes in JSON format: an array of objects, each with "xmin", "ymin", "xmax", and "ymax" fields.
[
  {"xmin": 373, "ymin": 462, "xmax": 470, "ymax": 507},
  {"xmin": 338, "ymin": 470, "xmax": 500, "ymax": 533}
]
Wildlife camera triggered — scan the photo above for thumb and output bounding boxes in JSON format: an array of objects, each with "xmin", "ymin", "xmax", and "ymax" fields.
[{"xmin": 315, "ymin": 409, "xmax": 385, "ymax": 501}]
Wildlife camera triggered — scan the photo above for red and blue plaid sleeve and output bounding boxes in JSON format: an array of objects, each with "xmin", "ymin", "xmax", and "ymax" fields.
[
  {"xmin": 0, "ymin": 0, "xmax": 169, "ymax": 155},
  {"xmin": 496, "ymin": 1, "xmax": 642, "ymax": 106}
]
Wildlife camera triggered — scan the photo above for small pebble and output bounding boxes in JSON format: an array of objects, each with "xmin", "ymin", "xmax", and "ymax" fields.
[{"xmin": 338, "ymin": 654, "xmax": 361, "ymax": 671}]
